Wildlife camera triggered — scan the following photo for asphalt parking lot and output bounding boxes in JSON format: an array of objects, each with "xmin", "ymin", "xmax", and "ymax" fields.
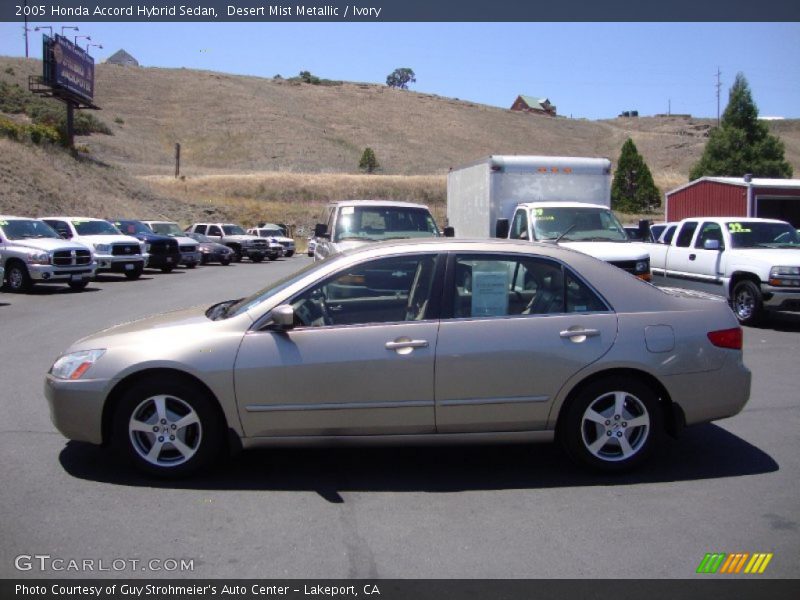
[{"xmin": 1, "ymin": 258, "xmax": 798, "ymax": 579}]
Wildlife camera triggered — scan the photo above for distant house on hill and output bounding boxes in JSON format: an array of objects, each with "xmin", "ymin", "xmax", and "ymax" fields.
[
  {"xmin": 510, "ymin": 95, "xmax": 557, "ymax": 117},
  {"xmin": 105, "ymin": 49, "xmax": 139, "ymax": 67}
]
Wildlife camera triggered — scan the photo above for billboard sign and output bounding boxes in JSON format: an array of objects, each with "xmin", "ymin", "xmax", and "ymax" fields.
[{"xmin": 43, "ymin": 35, "xmax": 95, "ymax": 103}]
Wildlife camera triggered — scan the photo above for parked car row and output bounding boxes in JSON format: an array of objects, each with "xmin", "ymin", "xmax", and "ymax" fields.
[{"xmin": 0, "ymin": 215, "xmax": 298, "ymax": 293}]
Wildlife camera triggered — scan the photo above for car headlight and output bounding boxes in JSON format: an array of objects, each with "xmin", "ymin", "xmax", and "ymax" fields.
[
  {"xmin": 27, "ymin": 252, "xmax": 50, "ymax": 265},
  {"xmin": 635, "ymin": 260, "xmax": 650, "ymax": 273},
  {"xmin": 50, "ymin": 349, "xmax": 106, "ymax": 380},
  {"xmin": 769, "ymin": 266, "xmax": 800, "ymax": 287},
  {"xmin": 94, "ymin": 243, "xmax": 111, "ymax": 253}
]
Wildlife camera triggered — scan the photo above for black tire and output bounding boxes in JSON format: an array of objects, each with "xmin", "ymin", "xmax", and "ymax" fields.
[
  {"xmin": 200, "ymin": 255, "xmax": 208, "ymax": 265},
  {"xmin": 124, "ymin": 265, "xmax": 143, "ymax": 280},
  {"xmin": 160, "ymin": 265, "xmax": 174, "ymax": 273},
  {"xmin": 285, "ymin": 251, "xmax": 294, "ymax": 258},
  {"xmin": 220, "ymin": 257, "xmax": 231, "ymax": 266},
  {"xmin": 112, "ymin": 376, "xmax": 225, "ymax": 478},
  {"xmin": 68, "ymin": 280, "xmax": 89, "ymax": 291},
  {"xmin": 4, "ymin": 261, "xmax": 32, "ymax": 293},
  {"xmin": 559, "ymin": 376, "xmax": 662, "ymax": 472},
  {"xmin": 731, "ymin": 279, "xmax": 763, "ymax": 326},
  {"xmin": 268, "ymin": 254, "xmax": 278, "ymax": 261},
  {"xmin": 232, "ymin": 247, "xmax": 243, "ymax": 262},
  {"xmin": 186, "ymin": 262, "xmax": 197, "ymax": 269},
  {"xmin": 250, "ymin": 254, "xmax": 264, "ymax": 263}
]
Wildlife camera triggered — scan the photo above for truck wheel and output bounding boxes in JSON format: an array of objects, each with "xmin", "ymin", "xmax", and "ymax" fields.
[
  {"xmin": 220, "ymin": 257, "xmax": 232, "ymax": 266},
  {"xmin": 160, "ymin": 265, "xmax": 174, "ymax": 273},
  {"xmin": 231, "ymin": 247, "xmax": 243, "ymax": 262},
  {"xmin": 731, "ymin": 280, "xmax": 763, "ymax": 326},
  {"xmin": 186, "ymin": 262, "xmax": 197, "ymax": 269},
  {"xmin": 68, "ymin": 280, "xmax": 89, "ymax": 291},
  {"xmin": 559, "ymin": 376, "xmax": 661, "ymax": 472},
  {"xmin": 4, "ymin": 261, "xmax": 32, "ymax": 293},
  {"xmin": 124, "ymin": 265, "xmax": 143, "ymax": 280},
  {"xmin": 268, "ymin": 254, "xmax": 278, "ymax": 261},
  {"xmin": 112, "ymin": 376, "xmax": 224, "ymax": 478},
  {"xmin": 285, "ymin": 251, "xmax": 294, "ymax": 258},
  {"xmin": 250, "ymin": 255, "xmax": 263, "ymax": 263}
]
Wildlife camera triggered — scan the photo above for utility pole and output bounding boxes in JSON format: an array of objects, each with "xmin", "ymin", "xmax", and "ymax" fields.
[
  {"xmin": 716, "ymin": 67, "xmax": 722, "ymax": 126},
  {"xmin": 23, "ymin": 1, "xmax": 29, "ymax": 57}
]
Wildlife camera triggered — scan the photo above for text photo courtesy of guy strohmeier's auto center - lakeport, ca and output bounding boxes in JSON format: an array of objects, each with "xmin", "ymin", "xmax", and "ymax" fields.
[{"xmin": 1, "ymin": 3, "xmax": 799, "ymax": 598}]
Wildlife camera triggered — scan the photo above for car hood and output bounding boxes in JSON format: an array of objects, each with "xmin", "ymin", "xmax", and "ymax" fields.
[
  {"xmin": 70, "ymin": 304, "xmax": 249, "ymax": 350},
  {"xmin": 224, "ymin": 235, "xmax": 261, "ymax": 242},
  {"xmin": 729, "ymin": 247, "xmax": 800, "ymax": 265},
  {"xmin": 333, "ymin": 239, "xmax": 374, "ymax": 253},
  {"xmin": 171, "ymin": 236, "xmax": 199, "ymax": 246},
  {"xmin": 74, "ymin": 234, "xmax": 141, "ymax": 246},
  {"xmin": 6, "ymin": 238, "xmax": 90, "ymax": 252},
  {"xmin": 560, "ymin": 241, "xmax": 649, "ymax": 261}
]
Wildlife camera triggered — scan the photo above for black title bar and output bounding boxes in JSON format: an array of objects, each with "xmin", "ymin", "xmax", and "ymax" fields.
[{"xmin": 4, "ymin": 0, "xmax": 800, "ymax": 22}]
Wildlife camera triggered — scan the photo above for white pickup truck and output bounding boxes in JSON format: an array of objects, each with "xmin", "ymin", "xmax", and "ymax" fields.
[{"xmin": 643, "ymin": 217, "xmax": 800, "ymax": 325}]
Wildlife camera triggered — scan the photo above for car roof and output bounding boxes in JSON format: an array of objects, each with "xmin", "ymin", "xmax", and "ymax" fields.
[
  {"xmin": 328, "ymin": 200, "xmax": 429, "ymax": 209},
  {"xmin": 516, "ymin": 202, "xmax": 609, "ymax": 210}
]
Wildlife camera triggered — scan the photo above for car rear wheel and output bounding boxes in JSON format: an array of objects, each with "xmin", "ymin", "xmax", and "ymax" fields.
[
  {"xmin": 560, "ymin": 376, "xmax": 661, "ymax": 472},
  {"xmin": 113, "ymin": 377, "xmax": 224, "ymax": 477},
  {"xmin": 4, "ymin": 261, "xmax": 32, "ymax": 292},
  {"xmin": 731, "ymin": 280, "xmax": 763, "ymax": 326},
  {"xmin": 220, "ymin": 257, "xmax": 231, "ymax": 266},
  {"xmin": 160, "ymin": 265, "xmax": 174, "ymax": 273}
]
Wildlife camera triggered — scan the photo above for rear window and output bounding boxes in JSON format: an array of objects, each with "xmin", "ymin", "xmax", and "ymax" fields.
[{"xmin": 675, "ymin": 222, "xmax": 698, "ymax": 247}]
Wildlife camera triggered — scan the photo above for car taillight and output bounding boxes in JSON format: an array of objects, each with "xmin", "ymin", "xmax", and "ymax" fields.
[{"xmin": 707, "ymin": 327, "xmax": 743, "ymax": 350}]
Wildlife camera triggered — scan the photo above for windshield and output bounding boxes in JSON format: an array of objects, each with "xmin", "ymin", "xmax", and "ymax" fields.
[
  {"xmin": 727, "ymin": 221, "xmax": 800, "ymax": 248},
  {"xmin": 216, "ymin": 259, "xmax": 327, "ymax": 319},
  {"xmin": 149, "ymin": 222, "xmax": 183, "ymax": 236},
  {"xmin": 114, "ymin": 221, "xmax": 152, "ymax": 236},
  {"xmin": 334, "ymin": 206, "xmax": 439, "ymax": 242},
  {"xmin": 222, "ymin": 225, "xmax": 247, "ymax": 235},
  {"xmin": 531, "ymin": 207, "xmax": 628, "ymax": 241},
  {"xmin": 0, "ymin": 219, "xmax": 61, "ymax": 240},
  {"xmin": 73, "ymin": 220, "xmax": 121, "ymax": 236}
]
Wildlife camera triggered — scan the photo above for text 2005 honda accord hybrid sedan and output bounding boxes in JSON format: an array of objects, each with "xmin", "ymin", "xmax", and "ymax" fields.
[{"xmin": 45, "ymin": 239, "xmax": 751, "ymax": 477}]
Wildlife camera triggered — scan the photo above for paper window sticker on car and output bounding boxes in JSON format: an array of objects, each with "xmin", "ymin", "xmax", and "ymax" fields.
[
  {"xmin": 471, "ymin": 270, "xmax": 510, "ymax": 317},
  {"xmin": 728, "ymin": 223, "xmax": 751, "ymax": 233},
  {"xmin": 0, "ymin": 220, "xmax": 8, "ymax": 226},
  {"xmin": 341, "ymin": 206, "xmax": 355, "ymax": 215}
]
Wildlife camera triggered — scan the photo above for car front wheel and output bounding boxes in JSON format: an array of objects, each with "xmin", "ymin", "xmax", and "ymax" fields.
[
  {"xmin": 731, "ymin": 279, "xmax": 763, "ymax": 326},
  {"xmin": 4, "ymin": 261, "xmax": 32, "ymax": 292},
  {"xmin": 124, "ymin": 265, "xmax": 143, "ymax": 280},
  {"xmin": 113, "ymin": 377, "xmax": 224, "ymax": 477},
  {"xmin": 560, "ymin": 376, "xmax": 661, "ymax": 472}
]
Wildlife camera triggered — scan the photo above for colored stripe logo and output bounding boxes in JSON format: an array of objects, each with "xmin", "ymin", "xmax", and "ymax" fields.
[{"xmin": 697, "ymin": 552, "xmax": 773, "ymax": 574}]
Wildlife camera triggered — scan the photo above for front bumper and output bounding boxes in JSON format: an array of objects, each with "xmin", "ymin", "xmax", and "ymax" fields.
[
  {"xmin": 44, "ymin": 374, "xmax": 109, "ymax": 445},
  {"xmin": 95, "ymin": 253, "xmax": 146, "ymax": 272},
  {"xmin": 147, "ymin": 252, "xmax": 182, "ymax": 269},
  {"xmin": 28, "ymin": 263, "xmax": 97, "ymax": 282},
  {"xmin": 180, "ymin": 251, "xmax": 202, "ymax": 266},
  {"xmin": 761, "ymin": 285, "xmax": 800, "ymax": 312}
]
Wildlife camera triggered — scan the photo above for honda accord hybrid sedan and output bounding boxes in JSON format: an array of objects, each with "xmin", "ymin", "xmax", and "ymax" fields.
[{"xmin": 45, "ymin": 239, "xmax": 750, "ymax": 477}]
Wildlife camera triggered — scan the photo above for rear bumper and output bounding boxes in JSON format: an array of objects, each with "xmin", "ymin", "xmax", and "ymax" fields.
[{"xmin": 665, "ymin": 355, "xmax": 751, "ymax": 426}]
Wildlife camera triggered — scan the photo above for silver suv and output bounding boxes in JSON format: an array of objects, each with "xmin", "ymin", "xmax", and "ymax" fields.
[
  {"xmin": 313, "ymin": 200, "xmax": 442, "ymax": 261},
  {"xmin": 1, "ymin": 216, "xmax": 96, "ymax": 292}
]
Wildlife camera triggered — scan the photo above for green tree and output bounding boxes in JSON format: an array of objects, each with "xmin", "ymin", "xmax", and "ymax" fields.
[
  {"xmin": 690, "ymin": 73, "xmax": 792, "ymax": 180},
  {"xmin": 386, "ymin": 68, "xmax": 416, "ymax": 90},
  {"xmin": 611, "ymin": 138, "xmax": 661, "ymax": 213},
  {"xmin": 358, "ymin": 147, "xmax": 379, "ymax": 173}
]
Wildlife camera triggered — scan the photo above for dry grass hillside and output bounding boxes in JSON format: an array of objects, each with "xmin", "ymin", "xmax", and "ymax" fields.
[{"xmin": 2, "ymin": 55, "xmax": 799, "ymax": 232}]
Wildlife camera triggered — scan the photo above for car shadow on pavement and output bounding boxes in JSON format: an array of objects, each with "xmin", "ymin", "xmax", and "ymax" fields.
[
  {"xmin": 58, "ymin": 423, "xmax": 778, "ymax": 502},
  {"xmin": 93, "ymin": 275, "xmax": 154, "ymax": 283},
  {"xmin": 762, "ymin": 312, "xmax": 800, "ymax": 333}
]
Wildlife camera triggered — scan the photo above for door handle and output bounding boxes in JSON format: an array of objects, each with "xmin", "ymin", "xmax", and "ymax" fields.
[
  {"xmin": 560, "ymin": 328, "xmax": 600, "ymax": 340},
  {"xmin": 385, "ymin": 339, "xmax": 429, "ymax": 350},
  {"xmin": 689, "ymin": 254, "xmax": 696, "ymax": 261}
]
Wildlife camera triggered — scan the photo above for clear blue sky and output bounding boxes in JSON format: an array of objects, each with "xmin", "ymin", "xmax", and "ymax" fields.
[{"xmin": 1, "ymin": 22, "xmax": 798, "ymax": 120}]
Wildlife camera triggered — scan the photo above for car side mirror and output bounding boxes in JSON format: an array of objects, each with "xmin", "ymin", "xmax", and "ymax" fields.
[
  {"xmin": 495, "ymin": 219, "xmax": 510, "ymax": 239},
  {"xmin": 443, "ymin": 226, "xmax": 455, "ymax": 238},
  {"xmin": 703, "ymin": 239, "xmax": 721, "ymax": 251},
  {"xmin": 314, "ymin": 223, "xmax": 329, "ymax": 239},
  {"xmin": 270, "ymin": 305, "xmax": 295, "ymax": 330}
]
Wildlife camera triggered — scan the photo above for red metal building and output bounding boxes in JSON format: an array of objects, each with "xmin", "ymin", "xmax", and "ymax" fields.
[{"xmin": 665, "ymin": 176, "xmax": 800, "ymax": 227}]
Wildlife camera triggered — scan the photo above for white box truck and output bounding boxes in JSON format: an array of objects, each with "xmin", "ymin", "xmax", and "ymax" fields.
[{"xmin": 447, "ymin": 155, "xmax": 651, "ymax": 280}]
